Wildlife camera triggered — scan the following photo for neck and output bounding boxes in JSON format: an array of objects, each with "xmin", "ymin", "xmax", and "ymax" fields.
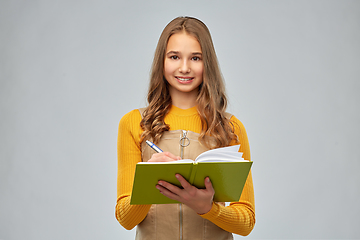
[{"xmin": 169, "ymin": 88, "xmax": 198, "ymax": 109}]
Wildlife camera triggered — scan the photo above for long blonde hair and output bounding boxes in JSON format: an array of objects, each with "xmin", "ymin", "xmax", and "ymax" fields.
[{"xmin": 140, "ymin": 16, "xmax": 237, "ymax": 148}]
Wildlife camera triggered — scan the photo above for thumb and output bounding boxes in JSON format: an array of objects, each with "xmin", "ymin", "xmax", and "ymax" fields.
[{"xmin": 204, "ymin": 177, "xmax": 214, "ymax": 193}]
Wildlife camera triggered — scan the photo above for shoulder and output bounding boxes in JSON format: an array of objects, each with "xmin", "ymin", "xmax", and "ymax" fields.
[
  {"xmin": 229, "ymin": 114, "xmax": 245, "ymax": 129},
  {"xmin": 227, "ymin": 114, "xmax": 248, "ymax": 137},
  {"xmin": 224, "ymin": 112, "xmax": 246, "ymax": 129},
  {"xmin": 119, "ymin": 109, "xmax": 142, "ymax": 129}
]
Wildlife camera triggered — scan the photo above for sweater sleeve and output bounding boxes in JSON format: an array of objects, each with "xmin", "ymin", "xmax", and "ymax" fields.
[
  {"xmin": 115, "ymin": 110, "xmax": 151, "ymax": 230},
  {"xmin": 199, "ymin": 116, "xmax": 255, "ymax": 236}
]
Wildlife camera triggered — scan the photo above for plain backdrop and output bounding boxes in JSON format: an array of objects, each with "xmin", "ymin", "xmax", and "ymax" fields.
[{"xmin": 1, "ymin": 0, "xmax": 359, "ymax": 239}]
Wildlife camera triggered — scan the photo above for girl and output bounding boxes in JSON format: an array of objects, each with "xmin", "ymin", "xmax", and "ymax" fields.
[{"xmin": 116, "ymin": 16, "xmax": 255, "ymax": 239}]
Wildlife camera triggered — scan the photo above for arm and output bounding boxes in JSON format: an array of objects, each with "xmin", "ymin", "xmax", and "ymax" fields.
[
  {"xmin": 199, "ymin": 171, "xmax": 255, "ymax": 236},
  {"xmin": 199, "ymin": 116, "xmax": 255, "ymax": 236},
  {"xmin": 115, "ymin": 110, "xmax": 151, "ymax": 230}
]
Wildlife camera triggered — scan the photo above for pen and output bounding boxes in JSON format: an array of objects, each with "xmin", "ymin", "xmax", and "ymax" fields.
[{"xmin": 145, "ymin": 140, "xmax": 163, "ymax": 153}]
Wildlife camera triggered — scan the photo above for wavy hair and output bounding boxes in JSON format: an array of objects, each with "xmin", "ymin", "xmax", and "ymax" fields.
[{"xmin": 140, "ymin": 16, "xmax": 238, "ymax": 148}]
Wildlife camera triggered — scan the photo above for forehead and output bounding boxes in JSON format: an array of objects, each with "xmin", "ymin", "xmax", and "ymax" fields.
[{"xmin": 166, "ymin": 32, "xmax": 202, "ymax": 52}]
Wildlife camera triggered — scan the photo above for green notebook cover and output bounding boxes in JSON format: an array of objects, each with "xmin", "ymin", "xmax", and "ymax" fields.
[{"xmin": 130, "ymin": 145, "xmax": 253, "ymax": 205}]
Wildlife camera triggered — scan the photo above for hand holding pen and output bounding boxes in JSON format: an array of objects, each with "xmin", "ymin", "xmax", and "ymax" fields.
[{"xmin": 146, "ymin": 140, "xmax": 181, "ymax": 162}]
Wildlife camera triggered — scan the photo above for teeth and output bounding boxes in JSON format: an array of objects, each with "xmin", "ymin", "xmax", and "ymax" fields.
[{"xmin": 177, "ymin": 77, "xmax": 191, "ymax": 81}]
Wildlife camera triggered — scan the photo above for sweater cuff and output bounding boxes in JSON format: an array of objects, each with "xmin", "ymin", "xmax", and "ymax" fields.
[{"xmin": 198, "ymin": 202, "xmax": 220, "ymax": 220}]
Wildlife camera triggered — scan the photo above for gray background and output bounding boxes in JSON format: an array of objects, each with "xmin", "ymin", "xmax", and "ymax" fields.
[{"xmin": 1, "ymin": 0, "xmax": 359, "ymax": 239}]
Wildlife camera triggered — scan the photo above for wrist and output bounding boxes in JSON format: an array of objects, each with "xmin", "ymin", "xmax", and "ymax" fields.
[{"xmin": 197, "ymin": 201, "xmax": 213, "ymax": 215}]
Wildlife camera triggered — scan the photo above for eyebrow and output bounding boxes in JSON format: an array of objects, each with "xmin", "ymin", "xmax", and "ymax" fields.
[{"xmin": 166, "ymin": 51, "xmax": 202, "ymax": 56}]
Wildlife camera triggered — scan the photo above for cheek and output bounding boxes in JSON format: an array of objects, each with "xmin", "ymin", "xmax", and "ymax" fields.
[
  {"xmin": 164, "ymin": 61, "xmax": 175, "ymax": 76},
  {"xmin": 195, "ymin": 64, "xmax": 204, "ymax": 78}
]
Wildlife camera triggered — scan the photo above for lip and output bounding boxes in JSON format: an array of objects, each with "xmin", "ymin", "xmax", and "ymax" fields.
[{"xmin": 175, "ymin": 76, "xmax": 194, "ymax": 84}]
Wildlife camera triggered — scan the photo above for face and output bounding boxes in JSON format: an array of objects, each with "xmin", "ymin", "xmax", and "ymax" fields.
[{"xmin": 163, "ymin": 32, "xmax": 204, "ymax": 100}]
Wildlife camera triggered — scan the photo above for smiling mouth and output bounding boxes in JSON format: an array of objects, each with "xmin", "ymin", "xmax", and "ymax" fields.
[{"xmin": 176, "ymin": 77, "xmax": 194, "ymax": 82}]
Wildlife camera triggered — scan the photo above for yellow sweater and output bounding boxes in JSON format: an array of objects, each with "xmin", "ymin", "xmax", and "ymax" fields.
[{"xmin": 115, "ymin": 105, "xmax": 255, "ymax": 236}]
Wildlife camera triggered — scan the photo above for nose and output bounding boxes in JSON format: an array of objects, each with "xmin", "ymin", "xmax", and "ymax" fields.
[{"xmin": 179, "ymin": 59, "xmax": 190, "ymax": 73}]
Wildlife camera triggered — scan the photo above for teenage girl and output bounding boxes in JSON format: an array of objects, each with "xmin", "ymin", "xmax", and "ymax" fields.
[{"xmin": 116, "ymin": 16, "xmax": 255, "ymax": 240}]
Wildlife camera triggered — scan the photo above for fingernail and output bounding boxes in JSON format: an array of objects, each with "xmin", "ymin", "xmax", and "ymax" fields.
[{"xmin": 158, "ymin": 181, "xmax": 163, "ymax": 186}]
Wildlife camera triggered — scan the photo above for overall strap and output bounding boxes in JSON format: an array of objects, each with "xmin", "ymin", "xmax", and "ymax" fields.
[
  {"xmin": 138, "ymin": 107, "xmax": 146, "ymax": 118},
  {"xmin": 224, "ymin": 112, "xmax": 233, "ymax": 120}
]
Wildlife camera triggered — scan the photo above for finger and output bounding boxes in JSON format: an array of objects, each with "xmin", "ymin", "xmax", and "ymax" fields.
[
  {"xmin": 204, "ymin": 177, "xmax": 215, "ymax": 193},
  {"xmin": 158, "ymin": 180, "xmax": 183, "ymax": 195},
  {"xmin": 156, "ymin": 152, "xmax": 180, "ymax": 161},
  {"xmin": 175, "ymin": 174, "xmax": 192, "ymax": 190},
  {"xmin": 156, "ymin": 183, "xmax": 181, "ymax": 201},
  {"xmin": 165, "ymin": 152, "xmax": 181, "ymax": 161},
  {"xmin": 148, "ymin": 152, "xmax": 179, "ymax": 162}
]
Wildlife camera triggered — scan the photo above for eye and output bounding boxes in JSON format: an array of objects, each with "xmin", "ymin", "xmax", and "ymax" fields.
[
  {"xmin": 170, "ymin": 55, "xmax": 179, "ymax": 60},
  {"xmin": 191, "ymin": 56, "xmax": 201, "ymax": 61}
]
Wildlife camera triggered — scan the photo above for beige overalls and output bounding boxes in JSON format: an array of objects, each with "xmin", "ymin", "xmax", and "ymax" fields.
[{"xmin": 135, "ymin": 109, "xmax": 233, "ymax": 240}]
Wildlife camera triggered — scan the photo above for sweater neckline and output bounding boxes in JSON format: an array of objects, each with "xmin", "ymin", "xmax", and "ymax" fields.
[{"xmin": 169, "ymin": 105, "xmax": 198, "ymax": 116}]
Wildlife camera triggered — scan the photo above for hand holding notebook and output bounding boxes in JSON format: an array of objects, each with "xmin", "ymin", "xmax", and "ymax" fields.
[{"xmin": 130, "ymin": 144, "xmax": 252, "ymax": 205}]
